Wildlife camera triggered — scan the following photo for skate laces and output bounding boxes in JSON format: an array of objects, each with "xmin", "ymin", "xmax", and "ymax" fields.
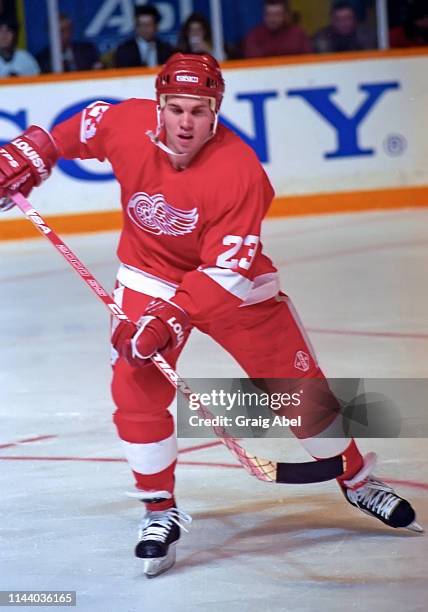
[
  {"xmin": 347, "ymin": 478, "xmax": 401, "ymax": 519},
  {"xmin": 139, "ymin": 508, "xmax": 192, "ymax": 543}
]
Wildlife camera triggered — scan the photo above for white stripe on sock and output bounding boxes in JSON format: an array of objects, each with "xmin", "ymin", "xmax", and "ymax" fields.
[
  {"xmin": 120, "ymin": 432, "xmax": 177, "ymax": 474},
  {"xmin": 298, "ymin": 414, "xmax": 351, "ymax": 458}
]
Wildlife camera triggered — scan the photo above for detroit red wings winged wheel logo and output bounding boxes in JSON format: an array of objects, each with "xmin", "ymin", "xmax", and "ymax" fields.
[{"xmin": 127, "ymin": 192, "xmax": 199, "ymax": 236}]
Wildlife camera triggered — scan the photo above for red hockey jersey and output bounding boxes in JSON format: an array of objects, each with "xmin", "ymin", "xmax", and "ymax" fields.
[{"xmin": 52, "ymin": 99, "xmax": 278, "ymax": 326}]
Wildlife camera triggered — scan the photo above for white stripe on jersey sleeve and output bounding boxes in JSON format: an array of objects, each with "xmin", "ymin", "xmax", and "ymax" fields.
[
  {"xmin": 80, "ymin": 100, "xmax": 112, "ymax": 144},
  {"xmin": 200, "ymin": 266, "xmax": 254, "ymax": 300}
]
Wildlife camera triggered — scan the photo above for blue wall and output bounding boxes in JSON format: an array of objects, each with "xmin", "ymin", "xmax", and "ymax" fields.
[{"xmin": 24, "ymin": 0, "xmax": 263, "ymax": 57}]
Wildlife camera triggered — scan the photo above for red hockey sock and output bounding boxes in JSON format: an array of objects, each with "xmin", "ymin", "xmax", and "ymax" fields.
[
  {"xmin": 336, "ymin": 439, "xmax": 364, "ymax": 484},
  {"xmin": 132, "ymin": 461, "xmax": 177, "ymax": 511},
  {"xmin": 146, "ymin": 497, "xmax": 176, "ymax": 512}
]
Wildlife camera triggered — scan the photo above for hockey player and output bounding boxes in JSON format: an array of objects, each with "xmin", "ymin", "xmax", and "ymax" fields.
[{"xmin": 0, "ymin": 53, "xmax": 422, "ymax": 577}]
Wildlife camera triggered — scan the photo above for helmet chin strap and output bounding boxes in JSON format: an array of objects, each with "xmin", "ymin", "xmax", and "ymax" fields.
[
  {"xmin": 146, "ymin": 106, "xmax": 186, "ymax": 156},
  {"xmin": 146, "ymin": 129, "xmax": 187, "ymax": 157},
  {"xmin": 146, "ymin": 102, "xmax": 219, "ymax": 158}
]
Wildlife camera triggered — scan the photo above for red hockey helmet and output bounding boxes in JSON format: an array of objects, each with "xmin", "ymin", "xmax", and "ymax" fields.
[{"xmin": 156, "ymin": 53, "xmax": 225, "ymax": 112}]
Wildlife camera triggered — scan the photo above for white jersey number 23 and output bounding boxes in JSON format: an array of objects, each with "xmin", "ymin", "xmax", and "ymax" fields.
[{"xmin": 216, "ymin": 234, "xmax": 260, "ymax": 270}]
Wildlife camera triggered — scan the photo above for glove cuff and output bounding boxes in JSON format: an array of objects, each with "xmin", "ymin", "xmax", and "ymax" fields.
[
  {"xmin": 145, "ymin": 298, "xmax": 190, "ymax": 350},
  {"xmin": 10, "ymin": 125, "xmax": 59, "ymax": 186},
  {"xmin": 131, "ymin": 315, "xmax": 157, "ymax": 359}
]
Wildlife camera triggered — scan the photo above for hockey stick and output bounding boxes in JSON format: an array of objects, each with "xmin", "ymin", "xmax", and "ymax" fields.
[{"xmin": 10, "ymin": 192, "xmax": 345, "ymax": 484}]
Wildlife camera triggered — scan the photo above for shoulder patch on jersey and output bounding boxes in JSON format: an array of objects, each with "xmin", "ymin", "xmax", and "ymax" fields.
[
  {"xmin": 80, "ymin": 101, "xmax": 112, "ymax": 143},
  {"xmin": 127, "ymin": 192, "xmax": 199, "ymax": 237}
]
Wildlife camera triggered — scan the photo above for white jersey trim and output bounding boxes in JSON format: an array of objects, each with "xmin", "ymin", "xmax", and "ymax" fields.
[
  {"xmin": 117, "ymin": 263, "xmax": 177, "ymax": 300},
  {"xmin": 110, "ymin": 283, "xmax": 126, "ymax": 365},
  {"xmin": 80, "ymin": 100, "xmax": 112, "ymax": 144},
  {"xmin": 200, "ymin": 267, "xmax": 254, "ymax": 300},
  {"xmin": 241, "ymin": 272, "xmax": 280, "ymax": 307},
  {"xmin": 276, "ymin": 294, "xmax": 319, "ymax": 363},
  {"xmin": 120, "ymin": 432, "xmax": 177, "ymax": 475},
  {"xmin": 117, "ymin": 263, "xmax": 280, "ymax": 307}
]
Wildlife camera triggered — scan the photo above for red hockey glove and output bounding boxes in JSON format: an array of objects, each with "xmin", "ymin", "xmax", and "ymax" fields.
[
  {"xmin": 111, "ymin": 298, "xmax": 190, "ymax": 366},
  {"xmin": 0, "ymin": 126, "xmax": 58, "ymax": 201}
]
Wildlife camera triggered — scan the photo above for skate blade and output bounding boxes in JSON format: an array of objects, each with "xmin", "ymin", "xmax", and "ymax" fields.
[
  {"xmin": 142, "ymin": 545, "xmax": 176, "ymax": 578},
  {"xmin": 405, "ymin": 520, "xmax": 424, "ymax": 533}
]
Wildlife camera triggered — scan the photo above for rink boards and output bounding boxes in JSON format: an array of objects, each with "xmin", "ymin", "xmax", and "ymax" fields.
[{"xmin": 0, "ymin": 48, "xmax": 427, "ymax": 238}]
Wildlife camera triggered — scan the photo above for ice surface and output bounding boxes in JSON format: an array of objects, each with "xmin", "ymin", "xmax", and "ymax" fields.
[{"xmin": 0, "ymin": 209, "xmax": 427, "ymax": 611}]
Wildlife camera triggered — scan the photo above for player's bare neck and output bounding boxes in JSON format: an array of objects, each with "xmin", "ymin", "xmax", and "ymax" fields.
[{"xmin": 169, "ymin": 155, "xmax": 190, "ymax": 171}]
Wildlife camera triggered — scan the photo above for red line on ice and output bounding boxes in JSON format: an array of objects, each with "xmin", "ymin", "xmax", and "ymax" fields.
[
  {"xmin": 280, "ymin": 238, "xmax": 428, "ymax": 268},
  {"xmin": 0, "ymin": 456, "xmax": 126, "ymax": 462},
  {"xmin": 0, "ymin": 455, "xmax": 427, "ymax": 489},
  {"xmin": 384, "ymin": 478, "xmax": 428, "ymax": 491},
  {"xmin": 178, "ymin": 440, "xmax": 223, "ymax": 454},
  {"xmin": 267, "ymin": 209, "xmax": 414, "ymax": 240},
  {"xmin": 0, "ymin": 434, "xmax": 57, "ymax": 450},
  {"xmin": 307, "ymin": 327, "xmax": 428, "ymax": 340},
  {"xmin": 0, "ymin": 455, "xmax": 241, "ymax": 469},
  {"xmin": 180, "ymin": 460, "xmax": 240, "ymax": 469}
]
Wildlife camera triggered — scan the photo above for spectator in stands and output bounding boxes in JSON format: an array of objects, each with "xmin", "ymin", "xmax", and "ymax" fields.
[
  {"xmin": 0, "ymin": 18, "xmax": 40, "ymax": 77},
  {"xmin": 243, "ymin": 0, "xmax": 312, "ymax": 58},
  {"xmin": 0, "ymin": 0, "xmax": 16, "ymax": 23},
  {"xmin": 37, "ymin": 13, "xmax": 102, "ymax": 73},
  {"xmin": 389, "ymin": 0, "xmax": 428, "ymax": 48},
  {"xmin": 113, "ymin": 5, "xmax": 174, "ymax": 68},
  {"xmin": 312, "ymin": 1, "xmax": 377, "ymax": 53},
  {"xmin": 176, "ymin": 12, "xmax": 215, "ymax": 57}
]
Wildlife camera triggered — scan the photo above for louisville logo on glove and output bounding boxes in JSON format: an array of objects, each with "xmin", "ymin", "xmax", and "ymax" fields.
[
  {"xmin": 0, "ymin": 126, "xmax": 58, "ymax": 204},
  {"xmin": 112, "ymin": 298, "xmax": 190, "ymax": 366}
]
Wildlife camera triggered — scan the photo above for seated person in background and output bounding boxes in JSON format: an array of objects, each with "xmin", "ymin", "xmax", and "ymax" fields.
[
  {"xmin": 312, "ymin": 1, "xmax": 377, "ymax": 53},
  {"xmin": 37, "ymin": 13, "xmax": 102, "ymax": 73},
  {"xmin": 243, "ymin": 0, "xmax": 312, "ymax": 58},
  {"xmin": 0, "ymin": 18, "xmax": 40, "ymax": 77},
  {"xmin": 390, "ymin": 0, "xmax": 428, "ymax": 48},
  {"xmin": 113, "ymin": 5, "xmax": 174, "ymax": 68},
  {"xmin": 176, "ymin": 12, "xmax": 214, "ymax": 57},
  {"xmin": 0, "ymin": 0, "xmax": 17, "ymax": 23}
]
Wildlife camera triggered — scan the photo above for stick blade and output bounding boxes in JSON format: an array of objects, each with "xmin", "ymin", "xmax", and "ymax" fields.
[{"xmin": 276, "ymin": 455, "xmax": 344, "ymax": 484}]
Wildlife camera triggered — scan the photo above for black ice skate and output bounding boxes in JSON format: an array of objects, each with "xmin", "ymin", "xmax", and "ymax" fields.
[
  {"xmin": 135, "ymin": 507, "xmax": 192, "ymax": 577},
  {"xmin": 341, "ymin": 452, "xmax": 424, "ymax": 533}
]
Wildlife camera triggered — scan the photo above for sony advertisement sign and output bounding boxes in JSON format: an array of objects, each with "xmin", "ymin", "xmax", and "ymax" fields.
[{"xmin": 0, "ymin": 54, "xmax": 426, "ymax": 217}]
